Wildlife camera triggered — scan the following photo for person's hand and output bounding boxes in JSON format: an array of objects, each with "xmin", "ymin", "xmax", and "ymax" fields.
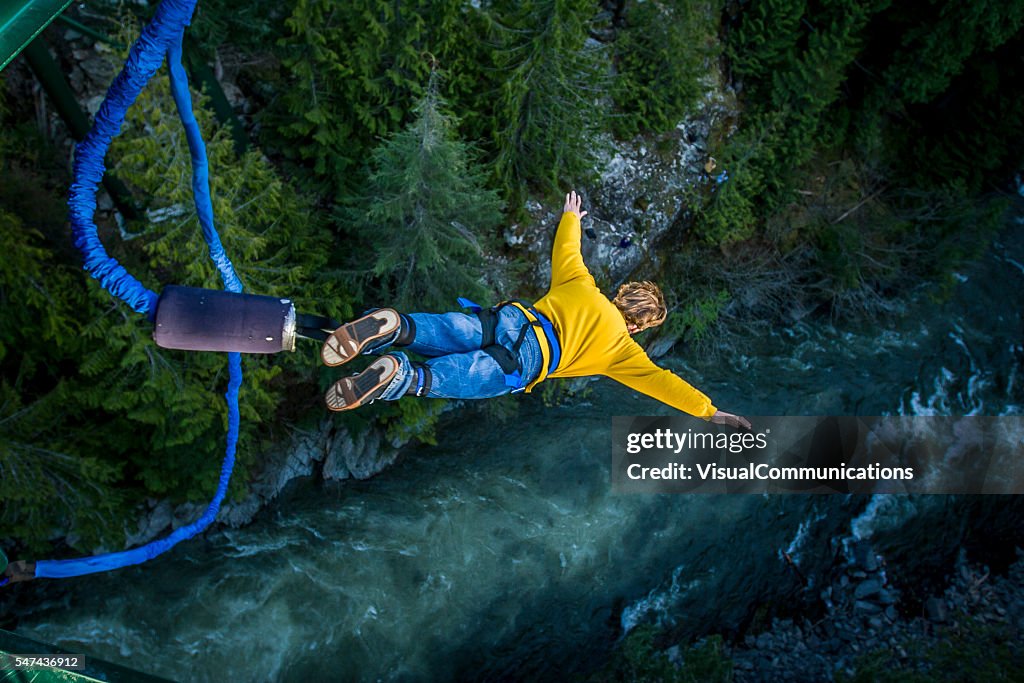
[
  {"xmin": 710, "ymin": 410, "xmax": 752, "ymax": 431},
  {"xmin": 563, "ymin": 190, "xmax": 588, "ymax": 219}
]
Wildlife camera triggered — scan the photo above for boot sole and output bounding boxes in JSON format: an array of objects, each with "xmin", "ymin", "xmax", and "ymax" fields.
[
  {"xmin": 324, "ymin": 355, "xmax": 401, "ymax": 412},
  {"xmin": 321, "ymin": 309, "xmax": 402, "ymax": 367}
]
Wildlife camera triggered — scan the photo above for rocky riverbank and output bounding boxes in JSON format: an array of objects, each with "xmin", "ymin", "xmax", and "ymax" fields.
[{"xmin": 664, "ymin": 544, "xmax": 1024, "ymax": 681}]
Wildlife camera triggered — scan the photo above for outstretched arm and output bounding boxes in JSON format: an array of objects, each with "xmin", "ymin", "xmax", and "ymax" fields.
[
  {"xmin": 550, "ymin": 191, "xmax": 592, "ymax": 287},
  {"xmin": 609, "ymin": 347, "xmax": 750, "ymax": 429}
]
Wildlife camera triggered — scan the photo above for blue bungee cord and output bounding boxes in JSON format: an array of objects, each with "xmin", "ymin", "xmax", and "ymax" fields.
[{"xmin": 1, "ymin": 0, "xmax": 243, "ymax": 585}]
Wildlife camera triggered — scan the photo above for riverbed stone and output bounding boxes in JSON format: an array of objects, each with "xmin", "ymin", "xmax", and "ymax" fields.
[
  {"xmin": 854, "ymin": 600, "xmax": 882, "ymax": 614},
  {"xmin": 925, "ymin": 597, "xmax": 948, "ymax": 623},
  {"xmin": 854, "ymin": 579, "xmax": 883, "ymax": 599}
]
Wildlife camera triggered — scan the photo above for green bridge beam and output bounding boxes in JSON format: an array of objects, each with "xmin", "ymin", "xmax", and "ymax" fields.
[
  {"xmin": 0, "ymin": 0, "xmax": 73, "ymax": 72},
  {"xmin": 1, "ymin": 629, "xmax": 172, "ymax": 682}
]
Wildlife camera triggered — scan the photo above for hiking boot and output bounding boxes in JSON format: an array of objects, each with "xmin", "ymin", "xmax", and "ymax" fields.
[
  {"xmin": 321, "ymin": 308, "xmax": 402, "ymax": 367},
  {"xmin": 324, "ymin": 355, "xmax": 401, "ymax": 412}
]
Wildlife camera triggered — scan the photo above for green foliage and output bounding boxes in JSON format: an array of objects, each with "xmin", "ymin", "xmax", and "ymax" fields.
[
  {"xmin": 377, "ymin": 396, "xmax": 446, "ymax": 447},
  {"xmin": 694, "ymin": 153, "xmax": 764, "ymax": 245},
  {"xmin": 0, "ymin": 209, "xmax": 124, "ymax": 552},
  {"xmin": 346, "ymin": 76, "xmax": 503, "ymax": 313},
  {"xmin": 272, "ymin": 0, "xmax": 472, "ymax": 199},
  {"xmin": 538, "ymin": 377, "xmax": 593, "ymax": 408},
  {"xmin": 836, "ymin": 616, "xmax": 1023, "ymax": 682},
  {"xmin": 662, "ymin": 289, "xmax": 731, "ymax": 347},
  {"xmin": 612, "ymin": 0, "xmax": 720, "ymax": 137},
  {"xmin": 189, "ymin": 0, "xmax": 289, "ymax": 54},
  {"xmin": 877, "ymin": 1, "xmax": 1024, "ymax": 105},
  {"xmin": 490, "ymin": 0, "xmax": 608, "ymax": 203},
  {"xmin": 694, "ymin": 111, "xmax": 783, "ymax": 245},
  {"xmin": 721, "ymin": 0, "xmax": 875, "ymax": 211},
  {"xmin": 885, "ymin": 34, "xmax": 1024, "ymax": 195},
  {"xmin": 590, "ymin": 626, "xmax": 733, "ymax": 682},
  {"xmin": 695, "ymin": 0, "xmax": 1022, "ymax": 313}
]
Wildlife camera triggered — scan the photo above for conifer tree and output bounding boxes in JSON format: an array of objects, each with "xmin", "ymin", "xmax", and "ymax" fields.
[
  {"xmin": 490, "ymin": 0, "xmax": 607, "ymax": 202},
  {"xmin": 612, "ymin": 0, "xmax": 716, "ymax": 137},
  {"xmin": 0, "ymin": 208, "xmax": 123, "ymax": 552},
  {"xmin": 879, "ymin": 0, "xmax": 1024, "ymax": 105},
  {"xmin": 349, "ymin": 74, "xmax": 503, "ymax": 313},
  {"xmin": 273, "ymin": 0, "xmax": 470, "ymax": 200}
]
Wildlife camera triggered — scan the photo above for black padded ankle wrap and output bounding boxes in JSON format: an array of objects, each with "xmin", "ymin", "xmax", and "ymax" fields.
[{"xmin": 394, "ymin": 314, "xmax": 416, "ymax": 346}]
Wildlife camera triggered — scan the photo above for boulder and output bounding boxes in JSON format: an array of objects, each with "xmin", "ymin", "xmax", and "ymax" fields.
[
  {"xmin": 854, "ymin": 579, "xmax": 884, "ymax": 600},
  {"xmin": 924, "ymin": 597, "xmax": 948, "ymax": 623},
  {"xmin": 323, "ymin": 427, "xmax": 398, "ymax": 481}
]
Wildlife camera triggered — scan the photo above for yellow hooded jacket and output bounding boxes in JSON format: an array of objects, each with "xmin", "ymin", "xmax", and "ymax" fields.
[{"xmin": 529, "ymin": 212, "xmax": 717, "ymax": 419}]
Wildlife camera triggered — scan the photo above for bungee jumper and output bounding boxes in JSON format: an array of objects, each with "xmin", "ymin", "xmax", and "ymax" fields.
[{"xmin": 320, "ymin": 191, "xmax": 752, "ymax": 431}]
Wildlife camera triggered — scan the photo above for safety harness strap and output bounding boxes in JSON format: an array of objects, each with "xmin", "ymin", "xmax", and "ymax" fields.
[{"xmin": 458, "ymin": 298, "xmax": 560, "ymax": 393}]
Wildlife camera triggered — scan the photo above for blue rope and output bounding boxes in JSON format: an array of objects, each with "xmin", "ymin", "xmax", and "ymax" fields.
[{"xmin": 29, "ymin": 0, "xmax": 244, "ymax": 581}]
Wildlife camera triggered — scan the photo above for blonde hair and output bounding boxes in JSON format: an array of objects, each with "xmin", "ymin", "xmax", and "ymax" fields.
[{"xmin": 612, "ymin": 281, "xmax": 667, "ymax": 332}]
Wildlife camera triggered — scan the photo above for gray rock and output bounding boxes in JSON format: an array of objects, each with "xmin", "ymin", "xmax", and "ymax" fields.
[
  {"xmin": 171, "ymin": 502, "xmax": 205, "ymax": 530},
  {"xmin": 868, "ymin": 617, "xmax": 884, "ymax": 631},
  {"xmin": 851, "ymin": 540, "xmax": 876, "ymax": 573},
  {"xmin": 511, "ymin": 73, "xmax": 739, "ymax": 292},
  {"xmin": 925, "ymin": 597, "xmax": 947, "ymax": 623},
  {"xmin": 86, "ymin": 94, "xmax": 105, "ymax": 117},
  {"xmin": 324, "ymin": 426, "xmax": 398, "ymax": 481},
  {"xmin": 885, "ymin": 605, "xmax": 898, "ymax": 621},
  {"xmin": 97, "ymin": 191, "xmax": 114, "ymax": 212},
  {"xmin": 855, "ymin": 600, "xmax": 882, "ymax": 614},
  {"xmin": 756, "ymin": 632, "xmax": 773, "ymax": 649},
  {"xmin": 218, "ymin": 496, "xmax": 262, "ymax": 528},
  {"xmin": 123, "ymin": 499, "xmax": 173, "ymax": 548},
  {"xmin": 854, "ymin": 579, "xmax": 884, "ymax": 600},
  {"xmin": 78, "ymin": 55, "xmax": 116, "ymax": 84}
]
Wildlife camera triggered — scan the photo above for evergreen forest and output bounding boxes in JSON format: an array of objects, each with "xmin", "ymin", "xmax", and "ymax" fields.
[{"xmin": 1, "ymin": 0, "xmax": 1022, "ymax": 555}]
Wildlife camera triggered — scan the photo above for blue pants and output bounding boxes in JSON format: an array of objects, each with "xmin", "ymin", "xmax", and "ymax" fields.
[{"xmin": 371, "ymin": 306, "xmax": 544, "ymax": 400}]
